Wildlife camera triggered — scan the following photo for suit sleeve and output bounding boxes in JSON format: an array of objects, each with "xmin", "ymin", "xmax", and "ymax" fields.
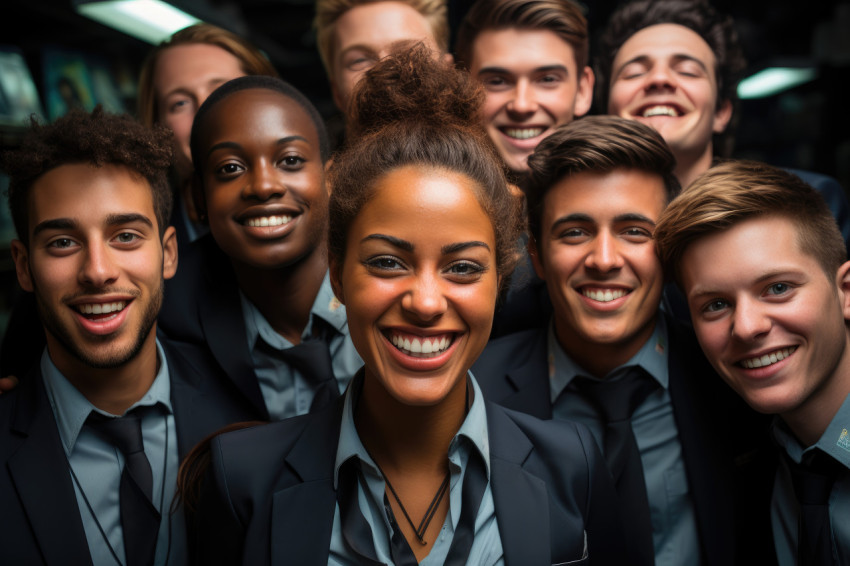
[
  {"xmin": 575, "ymin": 424, "xmax": 629, "ymax": 565},
  {"xmin": 190, "ymin": 436, "xmax": 246, "ymax": 566}
]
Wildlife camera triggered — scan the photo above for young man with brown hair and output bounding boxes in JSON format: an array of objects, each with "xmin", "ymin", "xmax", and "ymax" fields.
[
  {"xmin": 474, "ymin": 116, "xmax": 774, "ymax": 565},
  {"xmin": 656, "ymin": 160, "xmax": 850, "ymax": 565},
  {"xmin": 454, "ymin": 0, "xmax": 593, "ymax": 177}
]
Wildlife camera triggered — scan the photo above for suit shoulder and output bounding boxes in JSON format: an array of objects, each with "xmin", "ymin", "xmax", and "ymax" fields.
[{"xmin": 474, "ymin": 327, "xmax": 545, "ymax": 372}]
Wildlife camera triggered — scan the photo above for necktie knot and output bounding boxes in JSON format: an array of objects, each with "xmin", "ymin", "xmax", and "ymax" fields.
[
  {"xmin": 88, "ymin": 412, "xmax": 145, "ymax": 457},
  {"xmin": 573, "ymin": 367, "xmax": 659, "ymax": 423},
  {"xmin": 788, "ymin": 451, "xmax": 840, "ymax": 506}
]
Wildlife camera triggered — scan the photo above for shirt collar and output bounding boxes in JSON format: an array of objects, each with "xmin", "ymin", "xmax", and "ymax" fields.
[
  {"xmin": 772, "ymin": 391, "xmax": 850, "ymax": 469},
  {"xmin": 334, "ymin": 370, "xmax": 491, "ymax": 489},
  {"xmin": 241, "ymin": 270, "xmax": 347, "ymax": 351},
  {"xmin": 41, "ymin": 340, "xmax": 173, "ymax": 456},
  {"xmin": 548, "ymin": 314, "xmax": 669, "ymax": 403}
]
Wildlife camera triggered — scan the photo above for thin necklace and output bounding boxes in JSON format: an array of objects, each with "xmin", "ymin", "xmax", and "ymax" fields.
[{"xmin": 369, "ymin": 453, "xmax": 451, "ymax": 546}]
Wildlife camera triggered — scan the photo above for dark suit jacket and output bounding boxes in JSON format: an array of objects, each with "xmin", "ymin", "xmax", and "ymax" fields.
[
  {"xmin": 160, "ymin": 234, "xmax": 271, "ymax": 420},
  {"xmin": 472, "ymin": 315, "xmax": 778, "ymax": 566},
  {"xmin": 0, "ymin": 338, "xmax": 257, "ymax": 566},
  {"xmin": 193, "ymin": 396, "xmax": 628, "ymax": 566}
]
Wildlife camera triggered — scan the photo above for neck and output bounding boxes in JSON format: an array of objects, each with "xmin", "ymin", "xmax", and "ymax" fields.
[
  {"xmin": 554, "ymin": 315, "xmax": 658, "ymax": 379},
  {"xmin": 46, "ymin": 328, "xmax": 160, "ymax": 415},
  {"xmin": 232, "ymin": 246, "xmax": 328, "ymax": 344},
  {"xmin": 355, "ymin": 372, "xmax": 468, "ymax": 475},
  {"xmin": 782, "ymin": 338, "xmax": 850, "ymax": 447},
  {"xmin": 674, "ymin": 145, "xmax": 714, "ymax": 189}
]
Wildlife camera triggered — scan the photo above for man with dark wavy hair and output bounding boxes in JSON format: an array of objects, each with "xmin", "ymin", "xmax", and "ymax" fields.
[{"xmin": 0, "ymin": 108, "xmax": 251, "ymax": 565}]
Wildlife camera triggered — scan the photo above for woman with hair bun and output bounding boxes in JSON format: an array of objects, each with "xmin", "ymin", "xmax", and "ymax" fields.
[{"xmin": 190, "ymin": 44, "xmax": 625, "ymax": 565}]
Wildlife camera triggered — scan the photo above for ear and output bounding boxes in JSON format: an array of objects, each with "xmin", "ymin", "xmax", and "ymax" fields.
[
  {"xmin": 161, "ymin": 226, "xmax": 178, "ymax": 280},
  {"xmin": 190, "ymin": 172, "xmax": 207, "ymax": 223},
  {"xmin": 528, "ymin": 234, "xmax": 546, "ymax": 280},
  {"xmin": 440, "ymin": 51, "xmax": 454, "ymax": 66},
  {"xmin": 712, "ymin": 99, "xmax": 733, "ymax": 134},
  {"xmin": 573, "ymin": 66, "xmax": 595, "ymax": 118},
  {"xmin": 329, "ymin": 254, "xmax": 345, "ymax": 305},
  {"xmin": 10, "ymin": 240, "xmax": 33, "ymax": 292}
]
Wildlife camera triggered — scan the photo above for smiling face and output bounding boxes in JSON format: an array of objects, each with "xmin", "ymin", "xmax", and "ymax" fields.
[
  {"xmin": 195, "ymin": 88, "xmax": 328, "ymax": 271},
  {"xmin": 470, "ymin": 28, "xmax": 593, "ymax": 174},
  {"xmin": 681, "ymin": 215, "xmax": 850, "ymax": 426},
  {"xmin": 153, "ymin": 43, "xmax": 246, "ymax": 179},
  {"xmin": 608, "ymin": 24, "xmax": 731, "ymax": 174},
  {"xmin": 11, "ymin": 163, "xmax": 177, "ymax": 374},
  {"xmin": 330, "ymin": 1, "xmax": 441, "ymax": 113},
  {"xmin": 531, "ymin": 168, "xmax": 666, "ymax": 375},
  {"xmin": 331, "ymin": 165, "xmax": 499, "ymax": 406}
]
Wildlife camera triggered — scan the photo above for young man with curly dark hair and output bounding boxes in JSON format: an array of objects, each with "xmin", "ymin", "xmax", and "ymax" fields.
[
  {"xmin": 0, "ymin": 107, "xmax": 252, "ymax": 565},
  {"xmin": 596, "ymin": 0, "xmax": 850, "ymax": 251}
]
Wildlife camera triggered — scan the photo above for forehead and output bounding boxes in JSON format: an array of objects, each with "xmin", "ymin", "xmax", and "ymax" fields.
[
  {"xmin": 28, "ymin": 163, "xmax": 157, "ymax": 232},
  {"xmin": 154, "ymin": 43, "xmax": 244, "ymax": 91},
  {"xmin": 544, "ymin": 168, "xmax": 667, "ymax": 220},
  {"xmin": 197, "ymin": 89, "xmax": 319, "ymax": 151},
  {"xmin": 353, "ymin": 166, "xmax": 495, "ymax": 243},
  {"xmin": 334, "ymin": 2, "xmax": 436, "ymax": 53},
  {"xmin": 682, "ymin": 215, "xmax": 814, "ymax": 283},
  {"xmin": 470, "ymin": 28, "xmax": 577, "ymax": 73},
  {"xmin": 613, "ymin": 23, "xmax": 717, "ymax": 75}
]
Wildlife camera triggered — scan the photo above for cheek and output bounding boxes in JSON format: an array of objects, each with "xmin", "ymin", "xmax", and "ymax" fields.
[{"xmin": 607, "ymin": 82, "xmax": 632, "ymax": 114}]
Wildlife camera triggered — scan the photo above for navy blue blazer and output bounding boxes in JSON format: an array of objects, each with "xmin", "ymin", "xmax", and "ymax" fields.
[
  {"xmin": 192, "ymin": 396, "xmax": 628, "ymax": 566},
  {"xmin": 472, "ymin": 315, "xmax": 777, "ymax": 566},
  {"xmin": 0, "ymin": 337, "xmax": 257, "ymax": 566},
  {"xmin": 160, "ymin": 234, "xmax": 271, "ymax": 420}
]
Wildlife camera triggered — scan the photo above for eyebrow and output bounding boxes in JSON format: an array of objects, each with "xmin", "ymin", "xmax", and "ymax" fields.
[
  {"xmin": 206, "ymin": 135, "xmax": 309, "ymax": 158},
  {"xmin": 477, "ymin": 64, "xmax": 569, "ymax": 77},
  {"xmin": 614, "ymin": 54, "xmax": 709, "ymax": 78},
  {"xmin": 361, "ymin": 234, "xmax": 491, "ymax": 254},
  {"xmin": 32, "ymin": 213, "xmax": 153, "ymax": 238}
]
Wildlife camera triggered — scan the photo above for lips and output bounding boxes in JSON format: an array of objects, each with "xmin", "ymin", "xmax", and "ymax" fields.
[
  {"xmin": 244, "ymin": 214, "xmax": 292, "ymax": 227},
  {"xmin": 738, "ymin": 346, "xmax": 798, "ymax": 369},
  {"xmin": 581, "ymin": 287, "xmax": 630, "ymax": 303},
  {"xmin": 70, "ymin": 298, "xmax": 133, "ymax": 335}
]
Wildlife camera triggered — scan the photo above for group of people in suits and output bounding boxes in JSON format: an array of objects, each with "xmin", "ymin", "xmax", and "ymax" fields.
[{"xmin": 1, "ymin": 0, "xmax": 849, "ymax": 565}]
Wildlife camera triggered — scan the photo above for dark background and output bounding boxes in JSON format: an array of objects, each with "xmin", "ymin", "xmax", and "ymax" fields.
[{"xmin": 1, "ymin": 0, "xmax": 849, "ymax": 333}]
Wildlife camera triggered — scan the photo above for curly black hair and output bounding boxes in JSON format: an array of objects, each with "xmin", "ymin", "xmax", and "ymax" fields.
[{"xmin": 3, "ymin": 106, "xmax": 173, "ymax": 245}]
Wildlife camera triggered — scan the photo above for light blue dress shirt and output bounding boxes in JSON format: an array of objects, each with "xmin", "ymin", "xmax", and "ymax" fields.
[
  {"xmin": 41, "ymin": 341, "xmax": 186, "ymax": 566},
  {"xmin": 329, "ymin": 373, "xmax": 503, "ymax": 565},
  {"xmin": 548, "ymin": 316, "xmax": 701, "ymax": 566},
  {"xmin": 771, "ymin": 391, "xmax": 850, "ymax": 565},
  {"xmin": 240, "ymin": 271, "xmax": 362, "ymax": 420}
]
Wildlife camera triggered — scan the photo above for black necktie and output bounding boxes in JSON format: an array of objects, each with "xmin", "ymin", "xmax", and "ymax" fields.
[
  {"xmin": 787, "ymin": 451, "xmax": 840, "ymax": 566},
  {"xmin": 87, "ymin": 411, "xmax": 160, "ymax": 566},
  {"xmin": 272, "ymin": 320, "xmax": 340, "ymax": 412},
  {"xmin": 337, "ymin": 454, "xmax": 487, "ymax": 565},
  {"xmin": 573, "ymin": 368, "xmax": 658, "ymax": 566}
]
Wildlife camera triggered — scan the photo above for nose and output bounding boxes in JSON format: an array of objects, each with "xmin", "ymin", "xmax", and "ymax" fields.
[
  {"xmin": 79, "ymin": 240, "xmax": 119, "ymax": 287},
  {"xmin": 241, "ymin": 159, "xmax": 285, "ymax": 201},
  {"xmin": 644, "ymin": 64, "xmax": 677, "ymax": 93},
  {"xmin": 506, "ymin": 79, "xmax": 538, "ymax": 116},
  {"xmin": 731, "ymin": 296, "xmax": 771, "ymax": 341},
  {"xmin": 585, "ymin": 231, "xmax": 624, "ymax": 272},
  {"xmin": 401, "ymin": 270, "xmax": 448, "ymax": 322}
]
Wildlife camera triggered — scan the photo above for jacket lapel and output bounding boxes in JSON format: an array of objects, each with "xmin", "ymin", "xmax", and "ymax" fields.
[
  {"xmin": 666, "ymin": 315, "xmax": 735, "ymax": 565},
  {"xmin": 197, "ymin": 250, "xmax": 269, "ymax": 420},
  {"xmin": 7, "ymin": 371, "xmax": 93, "ymax": 565},
  {"xmin": 270, "ymin": 400, "xmax": 343, "ymax": 564},
  {"xmin": 486, "ymin": 403, "xmax": 550, "ymax": 566}
]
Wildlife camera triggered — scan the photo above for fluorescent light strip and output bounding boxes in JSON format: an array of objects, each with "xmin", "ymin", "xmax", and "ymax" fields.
[
  {"xmin": 76, "ymin": 0, "xmax": 201, "ymax": 44},
  {"xmin": 738, "ymin": 67, "xmax": 818, "ymax": 99}
]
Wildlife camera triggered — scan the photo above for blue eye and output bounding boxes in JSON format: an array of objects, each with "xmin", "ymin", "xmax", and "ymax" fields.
[
  {"xmin": 704, "ymin": 299, "xmax": 729, "ymax": 313},
  {"xmin": 766, "ymin": 282, "xmax": 791, "ymax": 295}
]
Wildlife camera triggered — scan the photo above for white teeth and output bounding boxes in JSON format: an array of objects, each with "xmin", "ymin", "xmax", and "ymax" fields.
[
  {"xmin": 642, "ymin": 105, "xmax": 678, "ymax": 118},
  {"xmin": 246, "ymin": 215, "xmax": 292, "ymax": 227},
  {"xmin": 78, "ymin": 301, "xmax": 126, "ymax": 315},
  {"xmin": 741, "ymin": 346, "xmax": 798, "ymax": 369},
  {"xmin": 581, "ymin": 288, "xmax": 627, "ymax": 302},
  {"xmin": 504, "ymin": 127, "xmax": 544, "ymax": 140},
  {"xmin": 390, "ymin": 333, "xmax": 453, "ymax": 358}
]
